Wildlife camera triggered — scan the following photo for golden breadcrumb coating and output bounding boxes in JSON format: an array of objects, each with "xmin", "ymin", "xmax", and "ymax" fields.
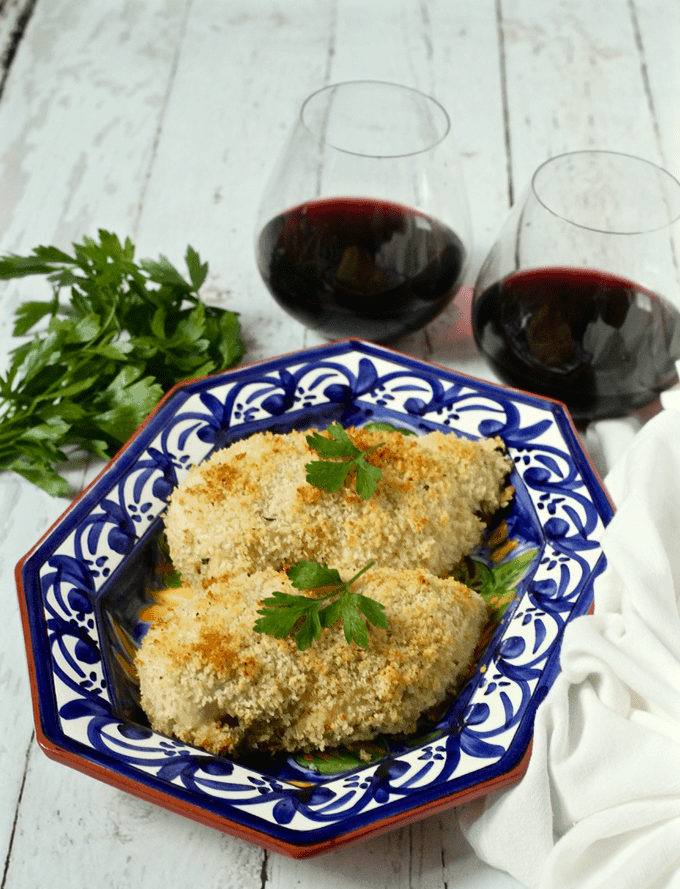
[
  {"xmin": 135, "ymin": 566, "xmax": 488, "ymax": 756},
  {"xmin": 164, "ymin": 427, "xmax": 513, "ymax": 584}
]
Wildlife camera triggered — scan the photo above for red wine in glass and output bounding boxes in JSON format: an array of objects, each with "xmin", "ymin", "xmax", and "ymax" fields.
[
  {"xmin": 472, "ymin": 267, "xmax": 680, "ymax": 420},
  {"xmin": 257, "ymin": 197, "xmax": 466, "ymax": 343},
  {"xmin": 255, "ymin": 82, "xmax": 472, "ymax": 342}
]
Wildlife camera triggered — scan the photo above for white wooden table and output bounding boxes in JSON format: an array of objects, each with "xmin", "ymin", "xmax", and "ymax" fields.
[{"xmin": 0, "ymin": 2, "xmax": 677, "ymax": 886}]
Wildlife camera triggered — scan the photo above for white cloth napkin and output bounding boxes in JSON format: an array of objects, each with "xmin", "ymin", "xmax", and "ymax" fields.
[{"xmin": 459, "ymin": 408, "xmax": 680, "ymax": 889}]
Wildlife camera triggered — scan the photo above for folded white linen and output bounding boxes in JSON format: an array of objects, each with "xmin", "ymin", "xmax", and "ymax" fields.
[{"xmin": 459, "ymin": 408, "xmax": 680, "ymax": 889}]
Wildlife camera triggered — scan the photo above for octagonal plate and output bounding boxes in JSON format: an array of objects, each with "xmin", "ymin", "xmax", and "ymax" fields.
[{"xmin": 16, "ymin": 339, "xmax": 613, "ymax": 857}]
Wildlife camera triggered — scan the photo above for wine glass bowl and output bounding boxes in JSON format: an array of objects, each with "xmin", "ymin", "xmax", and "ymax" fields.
[
  {"xmin": 255, "ymin": 81, "xmax": 472, "ymax": 343},
  {"xmin": 471, "ymin": 151, "xmax": 680, "ymax": 422}
]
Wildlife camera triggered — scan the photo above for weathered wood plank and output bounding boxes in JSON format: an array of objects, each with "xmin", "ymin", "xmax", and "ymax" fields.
[
  {"xmin": 491, "ymin": 0, "xmax": 678, "ymax": 460},
  {"xmin": 133, "ymin": 0, "xmax": 338, "ymax": 364},
  {"xmin": 0, "ymin": 0, "xmax": 203, "ymax": 881},
  {"xmin": 0, "ymin": 477, "xmax": 69, "ymax": 872},
  {"xmin": 0, "ymin": 0, "xmax": 193, "ymax": 255},
  {"xmin": 4, "ymin": 750, "xmax": 265, "ymax": 888},
  {"xmin": 630, "ymin": 0, "xmax": 680, "ymax": 178},
  {"xmin": 392, "ymin": 0, "xmax": 509, "ymax": 372},
  {"xmin": 499, "ymin": 0, "xmax": 662, "ymax": 196},
  {"xmin": 0, "ymin": 0, "xmax": 38, "ymax": 100}
]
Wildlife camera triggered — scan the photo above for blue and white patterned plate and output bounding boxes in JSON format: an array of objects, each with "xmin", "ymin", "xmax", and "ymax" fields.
[{"xmin": 16, "ymin": 340, "xmax": 613, "ymax": 857}]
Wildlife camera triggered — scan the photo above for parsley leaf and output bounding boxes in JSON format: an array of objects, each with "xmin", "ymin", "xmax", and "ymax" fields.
[
  {"xmin": 0, "ymin": 231, "xmax": 245, "ymax": 496},
  {"xmin": 305, "ymin": 423, "xmax": 384, "ymax": 499},
  {"xmin": 253, "ymin": 559, "xmax": 387, "ymax": 650}
]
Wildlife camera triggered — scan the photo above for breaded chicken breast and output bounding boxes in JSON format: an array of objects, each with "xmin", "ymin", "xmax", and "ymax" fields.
[
  {"xmin": 135, "ymin": 566, "xmax": 487, "ymax": 755},
  {"xmin": 164, "ymin": 427, "xmax": 512, "ymax": 584}
]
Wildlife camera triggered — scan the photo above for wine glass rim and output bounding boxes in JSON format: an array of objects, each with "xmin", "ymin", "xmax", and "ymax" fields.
[
  {"xmin": 299, "ymin": 80, "xmax": 451, "ymax": 158},
  {"xmin": 531, "ymin": 149, "xmax": 680, "ymax": 234}
]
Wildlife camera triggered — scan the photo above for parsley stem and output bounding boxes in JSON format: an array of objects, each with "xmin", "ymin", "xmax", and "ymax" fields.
[
  {"xmin": 345, "ymin": 560, "xmax": 376, "ymax": 588},
  {"xmin": 312, "ymin": 560, "xmax": 375, "ymax": 603}
]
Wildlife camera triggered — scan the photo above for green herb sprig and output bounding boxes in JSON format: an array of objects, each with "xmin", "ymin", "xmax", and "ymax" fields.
[
  {"xmin": 254, "ymin": 559, "xmax": 387, "ymax": 650},
  {"xmin": 0, "ymin": 230, "xmax": 245, "ymax": 496},
  {"xmin": 305, "ymin": 423, "xmax": 384, "ymax": 499}
]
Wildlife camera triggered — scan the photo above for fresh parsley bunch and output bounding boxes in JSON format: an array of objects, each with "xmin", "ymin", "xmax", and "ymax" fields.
[
  {"xmin": 254, "ymin": 559, "xmax": 387, "ymax": 650},
  {"xmin": 0, "ymin": 230, "xmax": 245, "ymax": 496}
]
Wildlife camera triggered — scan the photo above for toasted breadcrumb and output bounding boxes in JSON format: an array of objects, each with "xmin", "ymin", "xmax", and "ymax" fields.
[
  {"xmin": 136, "ymin": 427, "xmax": 513, "ymax": 756},
  {"xmin": 164, "ymin": 427, "xmax": 513, "ymax": 584},
  {"xmin": 136, "ymin": 567, "xmax": 488, "ymax": 756}
]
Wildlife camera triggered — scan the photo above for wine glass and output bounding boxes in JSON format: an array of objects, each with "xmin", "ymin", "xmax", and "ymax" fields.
[
  {"xmin": 255, "ymin": 81, "xmax": 472, "ymax": 343},
  {"xmin": 471, "ymin": 150, "xmax": 680, "ymax": 422}
]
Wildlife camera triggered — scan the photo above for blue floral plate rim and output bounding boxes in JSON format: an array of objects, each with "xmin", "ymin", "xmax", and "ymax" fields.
[{"xmin": 16, "ymin": 338, "xmax": 613, "ymax": 857}]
